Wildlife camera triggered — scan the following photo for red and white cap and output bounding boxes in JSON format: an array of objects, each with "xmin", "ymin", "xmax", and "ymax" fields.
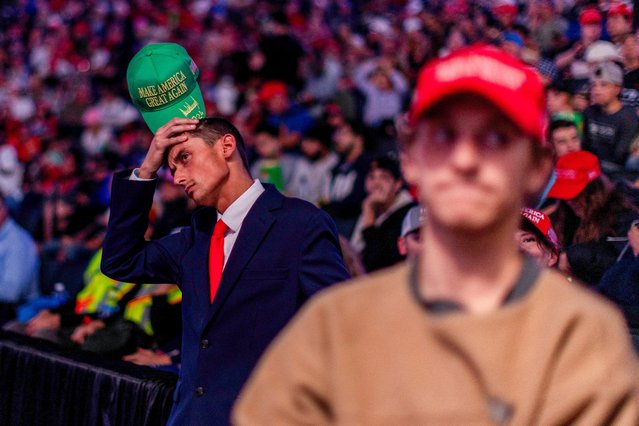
[
  {"xmin": 409, "ymin": 44, "xmax": 547, "ymax": 144},
  {"xmin": 547, "ymin": 150, "xmax": 601, "ymax": 200},
  {"xmin": 521, "ymin": 207, "xmax": 560, "ymax": 255}
]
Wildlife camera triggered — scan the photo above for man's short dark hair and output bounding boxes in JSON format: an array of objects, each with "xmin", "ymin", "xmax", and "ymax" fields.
[
  {"xmin": 190, "ymin": 116, "xmax": 251, "ymax": 172},
  {"xmin": 547, "ymin": 119, "xmax": 577, "ymax": 141}
]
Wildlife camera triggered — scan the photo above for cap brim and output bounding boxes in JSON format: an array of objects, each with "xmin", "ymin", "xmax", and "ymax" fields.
[
  {"xmin": 141, "ymin": 84, "xmax": 206, "ymax": 133},
  {"xmin": 546, "ymin": 180, "xmax": 587, "ymax": 200},
  {"xmin": 411, "ymin": 80, "xmax": 542, "ymax": 142}
]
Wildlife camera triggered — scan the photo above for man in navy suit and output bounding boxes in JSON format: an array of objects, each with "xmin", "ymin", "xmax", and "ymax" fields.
[{"xmin": 101, "ymin": 116, "xmax": 349, "ymax": 425}]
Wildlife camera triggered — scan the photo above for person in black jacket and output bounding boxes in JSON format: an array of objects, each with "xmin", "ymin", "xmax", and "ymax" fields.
[{"xmin": 350, "ymin": 155, "xmax": 416, "ymax": 272}]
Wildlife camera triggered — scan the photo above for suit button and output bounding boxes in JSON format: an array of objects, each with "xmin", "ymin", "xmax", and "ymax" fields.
[
  {"xmin": 195, "ymin": 386, "xmax": 205, "ymax": 397},
  {"xmin": 200, "ymin": 339, "xmax": 209, "ymax": 349}
]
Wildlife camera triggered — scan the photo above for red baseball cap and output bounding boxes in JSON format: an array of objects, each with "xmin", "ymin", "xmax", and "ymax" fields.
[
  {"xmin": 579, "ymin": 8, "xmax": 602, "ymax": 25},
  {"xmin": 258, "ymin": 81, "xmax": 288, "ymax": 103},
  {"xmin": 547, "ymin": 150, "xmax": 601, "ymax": 200},
  {"xmin": 409, "ymin": 44, "xmax": 546, "ymax": 143},
  {"xmin": 608, "ymin": 2, "xmax": 632, "ymax": 18},
  {"xmin": 521, "ymin": 207, "xmax": 560, "ymax": 255}
]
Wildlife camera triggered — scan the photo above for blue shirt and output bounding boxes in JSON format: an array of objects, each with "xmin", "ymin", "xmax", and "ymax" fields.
[{"xmin": 0, "ymin": 218, "xmax": 39, "ymax": 303}]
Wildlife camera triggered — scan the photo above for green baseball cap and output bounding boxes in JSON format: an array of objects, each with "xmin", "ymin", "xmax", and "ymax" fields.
[{"xmin": 127, "ymin": 43, "xmax": 206, "ymax": 133}]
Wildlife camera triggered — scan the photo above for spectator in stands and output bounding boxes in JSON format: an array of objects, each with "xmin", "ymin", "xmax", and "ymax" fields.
[
  {"xmin": 250, "ymin": 123, "xmax": 300, "ymax": 193},
  {"xmin": 583, "ymin": 61, "xmax": 639, "ymax": 172},
  {"xmin": 548, "ymin": 119, "xmax": 582, "ymax": 158},
  {"xmin": 259, "ymin": 80, "xmax": 314, "ymax": 150},
  {"xmin": 0, "ymin": 194, "xmax": 39, "ymax": 325},
  {"xmin": 620, "ymin": 33, "xmax": 639, "ymax": 109},
  {"xmin": 352, "ymin": 57, "xmax": 409, "ymax": 129},
  {"xmin": 288, "ymin": 124, "xmax": 339, "ymax": 205},
  {"xmin": 517, "ymin": 207, "xmax": 560, "ymax": 267},
  {"xmin": 555, "ymin": 7, "xmax": 602, "ymax": 86},
  {"xmin": 322, "ymin": 120, "xmax": 372, "ymax": 238},
  {"xmin": 350, "ymin": 155, "xmax": 415, "ymax": 272},
  {"xmin": 397, "ymin": 205, "xmax": 425, "ymax": 259},
  {"xmin": 546, "ymin": 80, "xmax": 584, "ymax": 136},
  {"xmin": 606, "ymin": 1, "xmax": 633, "ymax": 46},
  {"xmin": 547, "ymin": 150, "xmax": 639, "ymax": 285}
]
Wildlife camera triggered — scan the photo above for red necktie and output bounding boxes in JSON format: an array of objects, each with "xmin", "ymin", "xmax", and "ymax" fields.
[{"xmin": 208, "ymin": 219, "xmax": 229, "ymax": 303}]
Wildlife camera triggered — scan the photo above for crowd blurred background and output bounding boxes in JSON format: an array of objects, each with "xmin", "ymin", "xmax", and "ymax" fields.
[{"xmin": 3, "ymin": 0, "xmax": 639, "ymax": 368}]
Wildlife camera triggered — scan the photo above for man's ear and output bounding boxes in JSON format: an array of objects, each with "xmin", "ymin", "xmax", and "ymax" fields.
[
  {"xmin": 220, "ymin": 134, "xmax": 236, "ymax": 159},
  {"xmin": 397, "ymin": 236, "xmax": 407, "ymax": 257}
]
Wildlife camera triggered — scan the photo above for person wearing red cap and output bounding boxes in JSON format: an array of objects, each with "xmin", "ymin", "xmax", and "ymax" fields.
[
  {"xmin": 607, "ymin": 1, "xmax": 633, "ymax": 45},
  {"xmin": 233, "ymin": 45, "xmax": 639, "ymax": 425},
  {"xmin": 555, "ymin": 7, "xmax": 602, "ymax": 84},
  {"xmin": 517, "ymin": 207, "xmax": 560, "ymax": 267},
  {"xmin": 546, "ymin": 150, "xmax": 639, "ymax": 285}
]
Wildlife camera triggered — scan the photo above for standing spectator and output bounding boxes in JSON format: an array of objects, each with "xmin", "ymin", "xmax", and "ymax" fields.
[
  {"xmin": 250, "ymin": 123, "xmax": 300, "ymax": 193},
  {"xmin": 0, "ymin": 194, "xmax": 39, "ymax": 325},
  {"xmin": 583, "ymin": 61, "xmax": 639, "ymax": 172},
  {"xmin": 234, "ymin": 45, "xmax": 639, "ymax": 425},
  {"xmin": 620, "ymin": 33, "xmax": 639, "ymax": 109},
  {"xmin": 350, "ymin": 155, "xmax": 415, "ymax": 272},
  {"xmin": 352, "ymin": 57, "xmax": 408, "ymax": 128},
  {"xmin": 322, "ymin": 120, "xmax": 372, "ymax": 238}
]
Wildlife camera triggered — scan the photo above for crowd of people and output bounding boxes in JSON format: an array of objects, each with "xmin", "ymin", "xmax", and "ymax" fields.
[{"xmin": 1, "ymin": 0, "xmax": 639, "ymax": 389}]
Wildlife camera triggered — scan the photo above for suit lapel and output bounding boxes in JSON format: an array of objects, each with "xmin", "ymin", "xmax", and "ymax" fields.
[
  {"xmin": 202, "ymin": 185, "xmax": 281, "ymax": 329},
  {"xmin": 191, "ymin": 207, "xmax": 217, "ymax": 331}
]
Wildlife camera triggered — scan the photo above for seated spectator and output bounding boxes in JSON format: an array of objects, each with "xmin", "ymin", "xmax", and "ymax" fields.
[
  {"xmin": 397, "ymin": 205, "xmax": 425, "ymax": 259},
  {"xmin": 250, "ymin": 123, "xmax": 301, "ymax": 193},
  {"xmin": 548, "ymin": 119, "xmax": 582, "ymax": 158},
  {"xmin": 546, "ymin": 80, "xmax": 583, "ymax": 136},
  {"xmin": 350, "ymin": 155, "xmax": 416, "ymax": 272},
  {"xmin": 288, "ymin": 124, "xmax": 339, "ymax": 205},
  {"xmin": 259, "ymin": 81, "xmax": 314, "ymax": 150},
  {"xmin": 14, "ymin": 249, "xmax": 182, "ymax": 362},
  {"xmin": 547, "ymin": 151, "xmax": 639, "ymax": 284},
  {"xmin": 322, "ymin": 120, "xmax": 372, "ymax": 238},
  {"xmin": 517, "ymin": 207, "xmax": 560, "ymax": 267},
  {"xmin": 596, "ymin": 220, "xmax": 639, "ymax": 309},
  {"xmin": 583, "ymin": 61, "xmax": 639, "ymax": 172},
  {"xmin": 0, "ymin": 194, "xmax": 39, "ymax": 325}
]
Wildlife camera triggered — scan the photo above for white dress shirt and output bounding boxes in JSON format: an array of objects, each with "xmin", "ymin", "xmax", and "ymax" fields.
[
  {"xmin": 216, "ymin": 179, "xmax": 265, "ymax": 268},
  {"xmin": 130, "ymin": 170, "xmax": 265, "ymax": 268}
]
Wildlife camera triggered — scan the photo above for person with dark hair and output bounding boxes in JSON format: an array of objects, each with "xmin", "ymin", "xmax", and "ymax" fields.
[
  {"xmin": 547, "ymin": 150, "xmax": 639, "ymax": 285},
  {"xmin": 102, "ymin": 115, "xmax": 349, "ymax": 425},
  {"xmin": 547, "ymin": 119, "xmax": 582, "ymax": 157},
  {"xmin": 250, "ymin": 123, "xmax": 300, "ymax": 192},
  {"xmin": 517, "ymin": 207, "xmax": 560, "ymax": 267},
  {"xmin": 322, "ymin": 119, "xmax": 372, "ymax": 238},
  {"xmin": 350, "ymin": 155, "xmax": 416, "ymax": 272},
  {"xmin": 583, "ymin": 61, "xmax": 639, "ymax": 172}
]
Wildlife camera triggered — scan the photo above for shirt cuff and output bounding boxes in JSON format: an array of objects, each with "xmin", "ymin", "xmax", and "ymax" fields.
[{"xmin": 129, "ymin": 168, "xmax": 157, "ymax": 181}]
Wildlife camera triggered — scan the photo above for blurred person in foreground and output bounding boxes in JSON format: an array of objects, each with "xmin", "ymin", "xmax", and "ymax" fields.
[{"xmin": 233, "ymin": 45, "xmax": 639, "ymax": 425}]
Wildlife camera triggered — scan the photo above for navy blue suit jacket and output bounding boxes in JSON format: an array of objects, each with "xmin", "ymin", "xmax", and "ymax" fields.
[{"xmin": 101, "ymin": 172, "xmax": 350, "ymax": 425}]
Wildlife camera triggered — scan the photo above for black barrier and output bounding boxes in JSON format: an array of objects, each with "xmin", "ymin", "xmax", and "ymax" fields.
[{"xmin": 0, "ymin": 331, "xmax": 176, "ymax": 425}]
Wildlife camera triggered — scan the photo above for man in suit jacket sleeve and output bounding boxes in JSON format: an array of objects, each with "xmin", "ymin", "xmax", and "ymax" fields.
[{"xmin": 101, "ymin": 117, "xmax": 350, "ymax": 425}]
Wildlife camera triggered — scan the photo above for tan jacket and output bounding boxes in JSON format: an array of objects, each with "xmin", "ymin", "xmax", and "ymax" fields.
[{"xmin": 233, "ymin": 263, "xmax": 639, "ymax": 425}]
